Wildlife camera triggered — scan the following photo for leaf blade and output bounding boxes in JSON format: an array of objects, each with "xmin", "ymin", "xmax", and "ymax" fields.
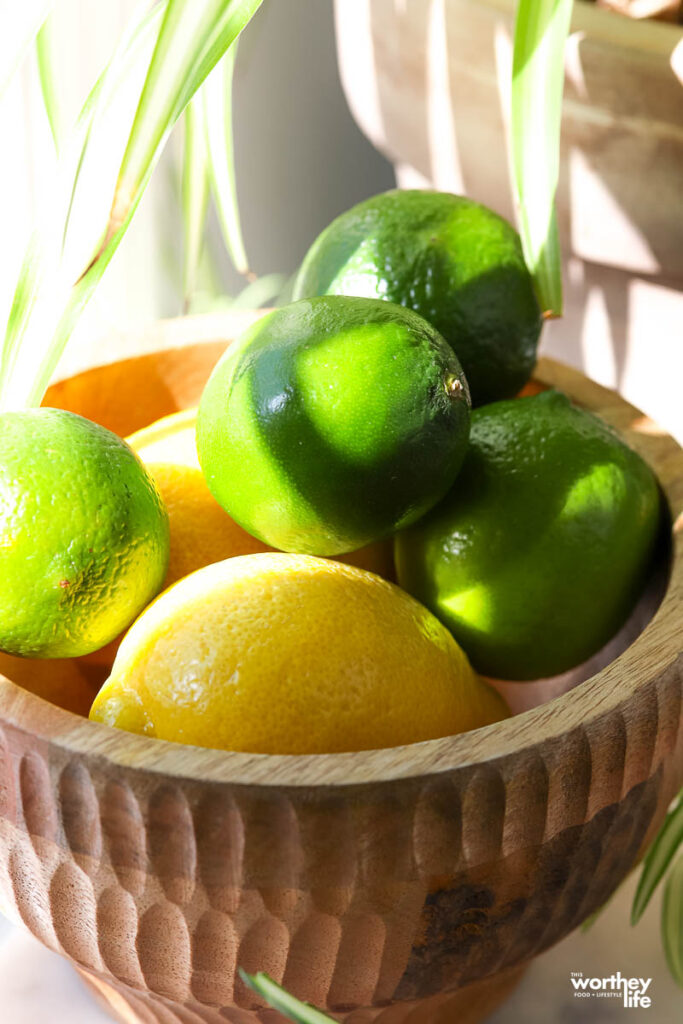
[
  {"xmin": 239, "ymin": 971, "xmax": 336, "ymax": 1024},
  {"xmin": 511, "ymin": 0, "xmax": 572, "ymax": 317},
  {"xmin": 110, "ymin": 0, "xmax": 262, "ymax": 245},
  {"xmin": 0, "ymin": 0, "xmax": 167, "ymax": 411},
  {"xmin": 1, "ymin": 0, "xmax": 263, "ymax": 411},
  {"xmin": 0, "ymin": 0, "xmax": 53, "ymax": 100},
  {"xmin": 181, "ymin": 97, "xmax": 210, "ymax": 308},
  {"xmin": 632, "ymin": 792, "xmax": 683, "ymax": 925},
  {"xmin": 202, "ymin": 44, "xmax": 250, "ymax": 276},
  {"xmin": 35, "ymin": 12, "xmax": 64, "ymax": 151},
  {"xmin": 661, "ymin": 853, "xmax": 683, "ymax": 987}
]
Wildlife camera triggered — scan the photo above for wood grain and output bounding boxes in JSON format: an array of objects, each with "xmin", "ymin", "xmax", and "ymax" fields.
[{"xmin": 0, "ymin": 316, "xmax": 681, "ymax": 1023}]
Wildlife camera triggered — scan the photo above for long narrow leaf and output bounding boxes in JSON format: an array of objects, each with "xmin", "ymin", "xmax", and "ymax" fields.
[
  {"xmin": 511, "ymin": 0, "xmax": 572, "ymax": 317},
  {"xmin": 1, "ymin": 0, "xmax": 263, "ymax": 411},
  {"xmin": 202, "ymin": 44, "xmax": 250, "ymax": 276},
  {"xmin": 107, "ymin": 0, "xmax": 262, "ymax": 246},
  {"xmin": 661, "ymin": 854, "xmax": 683, "ymax": 987},
  {"xmin": 181, "ymin": 97, "xmax": 210, "ymax": 308},
  {"xmin": 35, "ymin": 12, "xmax": 64, "ymax": 151},
  {"xmin": 0, "ymin": 0, "xmax": 53, "ymax": 100},
  {"xmin": 0, "ymin": 1, "xmax": 167, "ymax": 411},
  {"xmin": 239, "ymin": 971, "xmax": 335, "ymax": 1024},
  {"xmin": 632, "ymin": 792, "xmax": 683, "ymax": 925}
]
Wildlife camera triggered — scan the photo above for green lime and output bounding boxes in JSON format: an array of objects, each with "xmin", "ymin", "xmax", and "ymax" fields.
[
  {"xmin": 293, "ymin": 189, "xmax": 542, "ymax": 406},
  {"xmin": 0, "ymin": 409, "xmax": 170, "ymax": 658},
  {"xmin": 395, "ymin": 390, "xmax": 661, "ymax": 680},
  {"xmin": 196, "ymin": 296, "xmax": 471, "ymax": 556}
]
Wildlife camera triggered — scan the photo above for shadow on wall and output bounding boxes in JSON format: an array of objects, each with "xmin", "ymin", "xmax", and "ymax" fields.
[
  {"xmin": 221, "ymin": 0, "xmax": 396, "ymax": 293},
  {"xmin": 348, "ymin": 0, "xmax": 683, "ymax": 436}
]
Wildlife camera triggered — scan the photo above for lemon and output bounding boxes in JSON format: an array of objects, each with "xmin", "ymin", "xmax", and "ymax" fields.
[
  {"xmin": 90, "ymin": 553, "xmax": 507, "ymax": 754},
  {"xmin": 0, "ymin": 409, "xmax": 169, "ymax": 658},
  {"xmin": 81, "ymin": 408, "xmax": 395, "ymax": 676},
  {"xmin": 128, "ymin": 408, "xmax": 272, "ymax": 587}
]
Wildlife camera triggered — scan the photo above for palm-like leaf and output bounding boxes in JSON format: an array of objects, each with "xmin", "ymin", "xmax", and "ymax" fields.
[
  {"xmin": 202, "ymin": 44, "xmax": 250, "ymax": 277},
  {"xmin": 108, "ymin": 0, "xmax": 262, "ymax": 247},
  {"xmin": 511, "ymin": 0, "xmax": 572, "ymax": 317},
  {"xmin": 632, "ymin": 792, "xmax": 683, "ymax": 925},
  {"xmin": 181, "ymin": 96, "xmax": 210, "ymax": 308},
  {"xmin": 1, "ymin": 0, "xmax": 263, "ymax": 411},
  {"xmin": 0, "ymin": 0, "xmax": 167, "ymax": 411},
  {"xmin": 35, "ymin": 12, "xmax": 64, "ymax": 151},
  {"xmin": 661, "ymin": 854, "xmax": 683, "ymax": 987},
  {"xmin": 239, "ymin": 971, "xmax": 336, "ymax": 1024},
  {"xmin": 0, "ymin": 0, "xmax": 53, "ymax": 100}
]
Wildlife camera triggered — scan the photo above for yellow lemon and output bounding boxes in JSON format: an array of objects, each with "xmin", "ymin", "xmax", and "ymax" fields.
[
  {"xmin": 90, "ymin": 553, "xmax": 508, "ymax": 754},
  {"xmin": 78, "ymin": 408, "xmax": 263, "ymax": 674},
  {"xmin": 81, "ymin": 410, "xmax": 394, "ymax": 676},
  {"xmin": 127, "ymin": 408, "xmax": 271, "ymax": 588}
]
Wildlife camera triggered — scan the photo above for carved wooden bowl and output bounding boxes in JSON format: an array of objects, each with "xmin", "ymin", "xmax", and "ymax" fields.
[{"xmin": 0, "ymin": 317, "xmax": 681, "ymax": 1024}]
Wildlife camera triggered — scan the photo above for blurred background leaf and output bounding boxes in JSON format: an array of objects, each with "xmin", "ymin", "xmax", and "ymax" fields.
[
  {"xmin": 239, "ymin": 970, "xmax": 335, "ymax": 1023},
  {"xmin": 511, "ymin": 0, "xmax": 573, "ymax": 317},
  {"xmin": 35, "ymin": 12, "xmax": 65, "ymax": 151},
  {"xmin": 202, "ymin": 44, "xmax": 251, "ymax": 279},
  {"xmin": 632, "ymin": 792, "xmax": 683, "ymax": 925},
  {"xmin": 0, "ymin": 0, "xmax": 263, "ymax": 410},
  {"xmin": 0, "ymin": 0, "xmax": 53, "ymax": 100},
  {"xmin": 661, "ymin": 853, "xmax": 683, "ymax": 987},
  {"xmin": 0, "ymin": 0, "xmax": 167, "ymax": 410},
  {"xmin": 181, "ymin": 95, "xmax": 210, "ymax": 309}
]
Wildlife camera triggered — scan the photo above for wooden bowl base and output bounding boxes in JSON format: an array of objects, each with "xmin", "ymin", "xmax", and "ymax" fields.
[{"xmin": 79, "ymin": 961, "xmax": 528, "ymax": 1023}]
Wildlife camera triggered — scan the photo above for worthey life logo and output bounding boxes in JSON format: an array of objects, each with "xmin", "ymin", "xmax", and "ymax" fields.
[{"xmin": 570, "ymin": 972, "xmax": 653, "ymax": 1008}]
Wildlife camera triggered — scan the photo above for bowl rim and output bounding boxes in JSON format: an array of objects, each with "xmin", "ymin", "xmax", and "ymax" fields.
[{"xmin": 0, "ymin": 337, "xmax": 681, "ymax": 790}]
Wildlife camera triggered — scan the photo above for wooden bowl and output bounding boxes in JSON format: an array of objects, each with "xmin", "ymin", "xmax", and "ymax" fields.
[{"xmin": 0, "ymin": 317, "xmax": 681, "ymax": 1024}]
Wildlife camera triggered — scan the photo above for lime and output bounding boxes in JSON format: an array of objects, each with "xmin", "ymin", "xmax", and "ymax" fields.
[
  {"xmin": 293, "ymin": 189, "xmax": 542, "ymax": 406},
  {"xmin": 0, "ymin": 408, "xmax": 169, "ymax": 658},
  {"xmin": 196, "ymin": 296, "xmax": 470, "ymax": 556},
  {"xmin": 395, "ymin": 390, "xmax": 661, "ymax": 680},
  {"xmin": 128, "ymin": 407, "xmax": 396, "ymax": 584},
  {"xmin": 90, "ymin": 553, "xmax": 508, "ymax": 753}
]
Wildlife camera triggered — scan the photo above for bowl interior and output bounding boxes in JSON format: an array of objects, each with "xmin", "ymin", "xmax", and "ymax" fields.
[{"xmin": 0, "ymin": 330, "xmax": 679, "ymax": 788}]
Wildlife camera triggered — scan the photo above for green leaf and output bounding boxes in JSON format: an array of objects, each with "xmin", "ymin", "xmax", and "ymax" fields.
[
  {"xmin": 239, "ymin": 971, "xmax": 336, "ymax": 1024},
  {"xmin": 202, "ymin": 44, "xmax": 250, "ymax": 276},
  {"xmin": 580, "ymin": 891, "xmax": 615, "ymax": 933},
  {"xmin": 0, "ymin": 0, "xmax": 53, "ymax": 100},
  {"xmin": 228, "ymin": 272, "xmax": 287, "ymax": 310},
  {"xmin": 0, "ymin": 0, "xmax": 167, "ymax": 411},
  {"xmin": 632, "ymin": 792, "xmax": 683, "ymax": 925},
  {"xmin": 661, "ymin": 853, "xmax": 683, "ymax": 987},
  {"xmin": 35, "ymin": 12, "xmax": 64, "ymax": 151},
  {"xmin": 181, "ymin": 97, "xmax": 210, "ymax": 309},
  {"xmin": 511, "ymin": 0, "xmax": 572, "ymax": 317},
  {"xmin": 109, "ymin": 0, "xmax": 262, "ymax": 248},
  {"xmin": 1, "ymin": 0, "xmax": 263, "ymax": 411}
]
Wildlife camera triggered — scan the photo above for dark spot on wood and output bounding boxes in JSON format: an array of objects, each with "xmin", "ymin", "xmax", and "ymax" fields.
[{"xmin": 395, "ymin": 775, "xmax": 661, "ymax": 1000}]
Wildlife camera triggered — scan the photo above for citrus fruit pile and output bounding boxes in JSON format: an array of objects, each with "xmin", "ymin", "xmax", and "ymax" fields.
[{"xmin": 0, "ymin": 190, "xmax": 662, "ymax": 756}]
